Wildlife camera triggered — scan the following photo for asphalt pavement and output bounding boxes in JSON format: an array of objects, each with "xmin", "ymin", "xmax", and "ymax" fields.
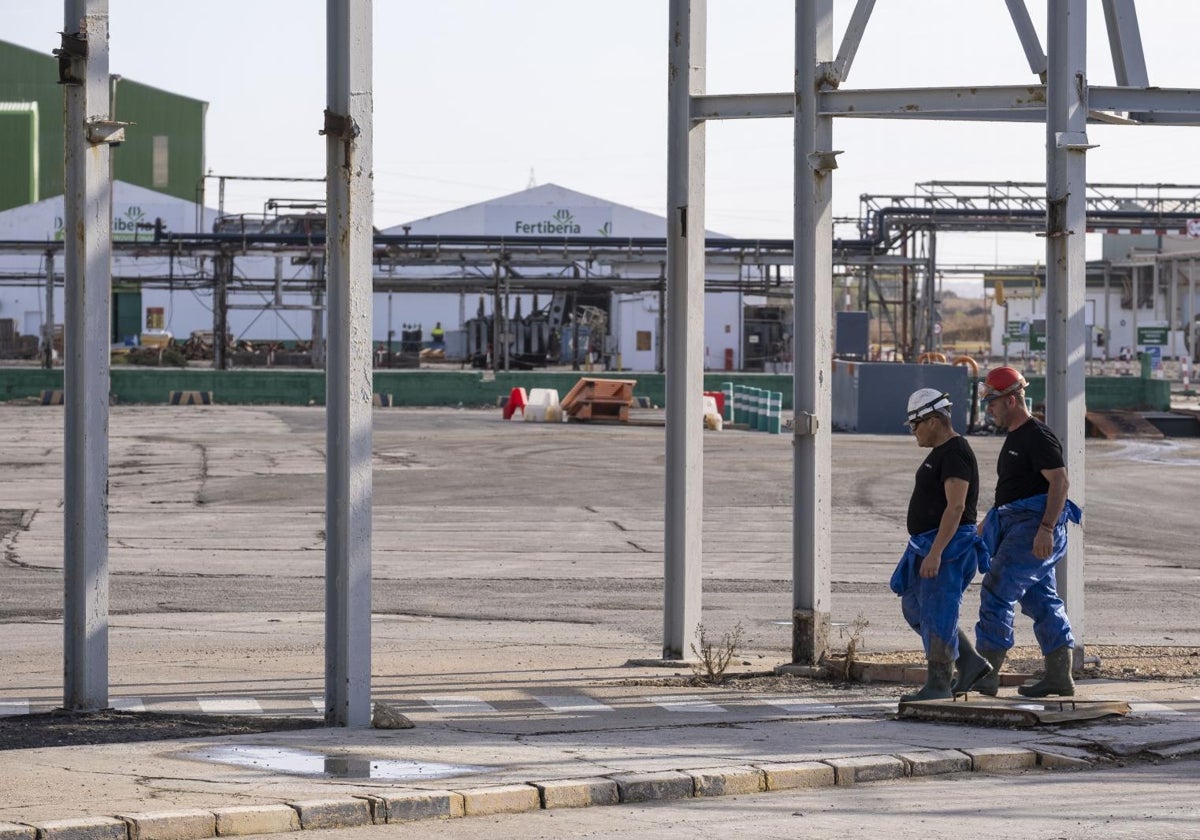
[{"xmin": 1, "ymin": 405, "xmax": 1199, "ymax": 834}]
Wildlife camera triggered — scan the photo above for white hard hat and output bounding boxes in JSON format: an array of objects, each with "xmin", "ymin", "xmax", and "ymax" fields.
[{"xmin": 906, "ymin": 388, "xmax": 951, "ymax": 424}]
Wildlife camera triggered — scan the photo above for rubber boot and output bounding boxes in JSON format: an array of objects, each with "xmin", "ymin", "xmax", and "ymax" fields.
[
  {"xmin": 950, "ymin": 629, "xmax": 993, "ymax": 694},
  {"xmin": 1018, "ymin": 645, "xmax": 1076, "ymax": 697},
  {"xmin": 971, "ymin": 649, "xmax": 1008, "ymax": 697},
  {"xmin": 900, "ymin": 661, "xmax": 954, "ymax": 703}
]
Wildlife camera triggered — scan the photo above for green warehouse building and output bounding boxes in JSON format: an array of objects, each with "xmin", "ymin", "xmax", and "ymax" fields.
[{"xmin": 0, "ymin": 38, "xmax": 206, "ymax": 213}]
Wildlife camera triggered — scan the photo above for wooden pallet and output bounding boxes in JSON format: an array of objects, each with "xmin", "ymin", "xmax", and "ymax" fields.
[
  {"xmin": 561, "ymin": 377, "xmax": 636, "ymax": 422},
  {"xmin": 1085, "ymin": 410, "xmax": 1163, "ymax": 439}
]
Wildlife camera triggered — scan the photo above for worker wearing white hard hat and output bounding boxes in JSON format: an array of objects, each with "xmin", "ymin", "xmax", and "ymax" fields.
[{"xmin": 890, "ymin": 388, "xmax": 991, "ymax": 702}]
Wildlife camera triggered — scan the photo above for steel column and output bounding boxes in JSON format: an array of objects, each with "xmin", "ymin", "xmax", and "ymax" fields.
[
  {"xmin": 1170, "ymin": 260, "xmax": 1178, "ymax": 358},
  {"xmin": 1044, "ymin": 0, "xmax": 1088, "ymax": 660},
  {"xmin": 1103, "ymin": 262, "xmax": 1111, "ymax": 357},
  {"xmin": 61, "ymin": 0, "xmax": 112, "ymax": 712},
  {"xmin": 1190, "ymin": 261, "xmax": 1197, "ymax": 370},
  {"xmin": 791, "ymin": 0, "xmax": 834, "ymax": 665},
  {"xmin": 213, "ymin": 253, "xmax": 230, "ymax": 370},
  {"xmin": 324, "ymin": 0, "xmax": 374, "ymax": 727},
  {"xmin": 312, "ymin": 258, "xmax": 326, "ymax": 369},
  {"xmin": 42, "ymin": 252, "xmax": 55, "ymax": 370},
  {"xmin": 663, "ymin": 0, "xmax": 705, "ymax": 660},
  {"xmin": 927, "ymin": 229, "xmax": 938, "ymax": 353},
  {"xmin": 1132, "ymin": 265, "xmax": 1140, "ymax": 345}
]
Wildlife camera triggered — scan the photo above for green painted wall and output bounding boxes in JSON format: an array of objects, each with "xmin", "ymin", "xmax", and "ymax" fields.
[
  {"xmin": 0, "ymin": 105, "xmax": 38, "ymax": 206},
  {"xmin": 0, "ymin": 39, "xmax": 206, "ymax": 212},
  {"xmin": 1022, "ymin": 375, "xmax": 1170, "ymax": 412},
  {"xmin": 0, "ymin": 368, "xmax": 1170, "ymax": 412}
]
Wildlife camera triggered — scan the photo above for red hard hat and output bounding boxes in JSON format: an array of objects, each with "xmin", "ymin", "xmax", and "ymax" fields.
[{"xmin": 982, "ymin": 366, "xmax": 1027, "ymax": 400}]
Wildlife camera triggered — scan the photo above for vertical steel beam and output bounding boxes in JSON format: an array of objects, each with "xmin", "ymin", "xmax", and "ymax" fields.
[
  {"xmin": 1190, "ymin": 261, "xmax": 1197, "ymax": 372},
  {"xmin": 324, "ymin": 0, "xmax": 373, "ymax": 727},
  {"xmin": 1169, "ymin": 260, "xmax": 1178, "ymax": 357},
  {"xmin": 792, "ymin": 0, "xmax": 834, "ymax": 665},
  {"xmin": 663, "ymin": 0, "xmax": 705, "ymax": 660},
  {"xmin": 61, "ymin": 0, "xmax": 112, "ymax": 712},
  {"xmin": 42, "ymin": 251, "xmax": 55, "ymax": 370},
  {"xmin": 927, "ymin": 229, "xmax": 938, "ymax": 353},
  {"xmin": 312, "ymin": 258, "xmax": 326, "ymax": 369},
  {"xmin": 1132, "ymin": 265, "xmax": 1140, "ymax": 344},
  {"xmin": 1103, "ymin": 262, "xmax": 1111, "ymax": 355},
  {"xmin": 212, "ymin": 253, "xmax": 230, "ymax": 370},
  {"xmin": 1044, "ymin": 0, "xmax": 1088, "ymax": 661}
]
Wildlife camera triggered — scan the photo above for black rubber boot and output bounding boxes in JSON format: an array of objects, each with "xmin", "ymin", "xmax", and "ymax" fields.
[
  {"xmin": 951, "ymin": 629, "xmax": 993, "ymax": 694},
  {"xmin": 971, "ymin": 649, "xmax": 1008, "ymax": 696},
  {"xmin": 901, "ymin": 661, "xmax": 954, "ymax": 703},
  {"xmin": 1018, "ymin": 645, "xmax": 1076, "ymax": 697}
]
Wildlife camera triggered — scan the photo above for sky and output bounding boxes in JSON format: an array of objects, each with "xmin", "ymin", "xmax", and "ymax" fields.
[{"xmin": 4, "ymin": 1, "xmax": 1200, "ymax": 287}]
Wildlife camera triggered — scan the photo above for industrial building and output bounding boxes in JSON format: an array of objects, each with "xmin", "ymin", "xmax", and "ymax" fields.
[
  {"xmin": 0, "ymin": 38, "xmax": 206, "ymax": 213},
  {"xmin": 3, "ymin": 38, "xmax": 1199, "ymax": 372}
]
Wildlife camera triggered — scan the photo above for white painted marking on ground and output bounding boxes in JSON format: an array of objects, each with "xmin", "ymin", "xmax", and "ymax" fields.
[
  {"xmin": 310, "ymin": 696, "xmax": 325, "ymax": 713},
  {"xmin": 533, "ymin": 695, "xmax": 614, "ymax": 713},
  {"xmin": 647, "ymin": 695, "xmax": 726, "ymax": 713},
  {"xmin": 762, "ymin": 697, "xmax": 841, "ymax": 715},
  {"xmin": 423, "ymin": 696, "xmax": 497, "ymax": 714},
  {"xmin": 837, "ymin": 699, "xmax": 896, "ymax": 713},
  {"xmin": 0, "ymin": 700, "xmax": 30, "ymax": 717},
  {"xmin": 1129, "ymin": 701, "xmax": 1185, "ymax": 716},
  {"xmin": 197, "ymin": 697, "xmax": 263, "ymax": 715},
  {"xmin": 110, "ymin": 697, "xmax": 145, "ymax": 712}
]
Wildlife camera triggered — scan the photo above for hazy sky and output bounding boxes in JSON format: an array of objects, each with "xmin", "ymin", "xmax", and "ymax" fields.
[{"xmin": 5, "ymin": 1, "xmax": 1200, "ymax": 276}]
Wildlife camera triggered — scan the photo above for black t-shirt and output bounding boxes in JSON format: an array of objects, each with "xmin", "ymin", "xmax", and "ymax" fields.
[
  {"xmin": 907, "ymin": 435, "xmax": 980, "ymax": 536},
  {"xmin": 994, "ymin": 417, "xmax": 1065, "ymax": 506}
]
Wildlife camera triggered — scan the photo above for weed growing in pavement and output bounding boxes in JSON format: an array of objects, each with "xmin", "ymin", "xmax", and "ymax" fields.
[
  {"xmin": 836, "ymin": 614, "xmax": 871, "ymax": 681},
  {"xmin": 690, "ymin": 622, "xmax": 744, "ymax": 684}
]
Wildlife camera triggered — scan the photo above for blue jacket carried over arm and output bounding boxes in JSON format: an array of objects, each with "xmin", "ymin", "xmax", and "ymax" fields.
[
  {"xmin": 889, "ymin": 524, "xmax": 989, "ymax": 660},
  {"xmin": 889, "ymin": 524, "xmax": 989, "ymax": 596},
  {"xmin": 979, "ymin": 494, "xmax": 1082, "ymax": 556}
]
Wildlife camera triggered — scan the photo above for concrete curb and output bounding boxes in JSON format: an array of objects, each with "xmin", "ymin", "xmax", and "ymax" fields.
[
  {"xmin": 115, "ymin": 811, "xmax": 215, "ymax": 840},
  {"xmin": 7, "ymin": 746, "xmax": 1091, "ymax": 838}
]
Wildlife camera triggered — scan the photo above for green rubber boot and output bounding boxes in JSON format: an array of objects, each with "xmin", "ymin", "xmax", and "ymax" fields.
[
  {"xmin": 951, "ymin": 629, "xmax": 993, "ymax": 694},
  {"xmin": 971, "ymin": 649, "xmax": 1008, "ymax": 697},
  {"xmin": 1018, "ymin": 645, "xmax": 1076, "ymax": 697},
  {"xmin": 901, "ymin": 660, "xmax": 954, "ymax": 703}
]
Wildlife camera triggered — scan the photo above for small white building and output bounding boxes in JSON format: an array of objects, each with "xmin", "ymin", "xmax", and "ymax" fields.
[{"xmin": 985, "ymin": 232, "xmax": 1200, "ymax": 363}]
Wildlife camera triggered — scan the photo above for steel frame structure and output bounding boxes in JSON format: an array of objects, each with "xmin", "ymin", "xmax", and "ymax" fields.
[
  {"xmin": 55, "ymin": 0, "xmax": 376, "ymax": 724},
  {"xmin": 666, "ymin": 0, "xmax": 1200, "ymax": 666},
  {"xmin": 43, "ymin": 1, "xmax": 1200, "ymax": 703}
]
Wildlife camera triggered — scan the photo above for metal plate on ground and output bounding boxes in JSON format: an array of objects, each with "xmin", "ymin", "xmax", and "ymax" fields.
[{"xmin": 898, "ymin": 695, "xmax": 1131, "ymax": 726}]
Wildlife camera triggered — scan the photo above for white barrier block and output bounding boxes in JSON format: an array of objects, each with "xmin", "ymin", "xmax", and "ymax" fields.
[{"xmin": 525, "ymin": 388, "xmax": 562, "ymax": 422}]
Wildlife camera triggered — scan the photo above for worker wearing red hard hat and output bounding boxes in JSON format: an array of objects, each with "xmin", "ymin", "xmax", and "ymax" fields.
[
  {"xmin": 970, "ymin": 366, "xmax": 1082, "ymax": 698},
  {"xmin": 889, "ymin": 388, "xmax": 991, "ymax": 702}
]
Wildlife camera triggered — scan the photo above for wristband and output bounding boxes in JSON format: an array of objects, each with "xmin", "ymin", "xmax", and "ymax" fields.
[{"xmin": 1039, "ymin": 522, "xmax": 1054, "ymax": 530}]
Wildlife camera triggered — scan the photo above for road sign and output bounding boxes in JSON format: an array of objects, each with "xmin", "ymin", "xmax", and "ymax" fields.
[{"xmin": 1137, "ymin": 325, "xmax": 1169, "ymax": 346}]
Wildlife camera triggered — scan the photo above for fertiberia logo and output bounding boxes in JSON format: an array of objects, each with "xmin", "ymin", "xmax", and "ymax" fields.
[{"xmin": 514, "ymin": 208, "xmax": 582, "ymax": 235}]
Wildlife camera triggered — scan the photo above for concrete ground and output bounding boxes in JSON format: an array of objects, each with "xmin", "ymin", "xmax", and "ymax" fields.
[{"xmin": 1, "ymin": 405, "xmax": 1198, "ymax": 832}]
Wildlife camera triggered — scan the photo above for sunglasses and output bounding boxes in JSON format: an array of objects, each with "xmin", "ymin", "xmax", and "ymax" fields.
[{"xmin": 907, "ymin": 415, "xmax": 930, "ymax": 430}]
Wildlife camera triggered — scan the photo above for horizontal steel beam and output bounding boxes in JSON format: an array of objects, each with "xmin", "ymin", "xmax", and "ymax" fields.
[{"xmin": 692, "ymin": 85, "xmax": 1200, "ymax": 125}]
